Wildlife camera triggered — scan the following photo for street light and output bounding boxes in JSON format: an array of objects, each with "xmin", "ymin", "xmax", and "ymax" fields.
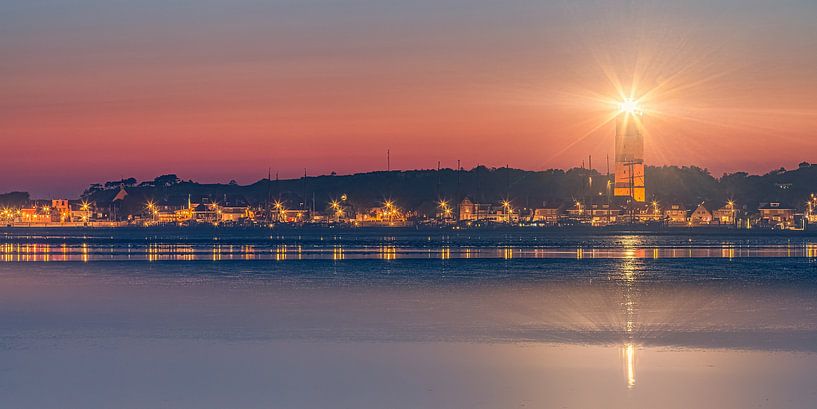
[
  {"xmin": 330, "ymin": 200, "xmax": 342, "ymax": 222},
  {"xmin": 144, "ymin": 201, "xmax": 159, "ymax": 224},
  {"xmin": 438, "ymin": 200, "xmax": 451, "ymax": 220},
  {"xmin": 502, "ymin": 200, "xmax": 512, "ymax": 223}
]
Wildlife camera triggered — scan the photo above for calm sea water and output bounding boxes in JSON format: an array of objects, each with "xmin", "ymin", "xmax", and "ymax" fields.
[{"xmin": 1, "ymin": 227, "xmax": 816, "ymax": 408}]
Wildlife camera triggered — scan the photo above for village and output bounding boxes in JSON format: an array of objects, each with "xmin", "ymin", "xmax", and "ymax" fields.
[{"xmin": 3, "ymin": 185, "xmax": 816, "ymax": 231}]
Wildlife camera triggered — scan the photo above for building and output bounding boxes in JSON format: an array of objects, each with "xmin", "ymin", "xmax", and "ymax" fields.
[
  {"xmin": 51, "ymin": 199, "xmax": 71, "ymax": 222},
  {"xmin": 146, "ymin": 199, "xmax": 189, "ymax": 224},
  {"xmin": 589, "ymin": 203, "xmax": 622, "ymax": 225},
  {"xmin": 664, "ymin": 204, "xmax": 688, "ymax": 224},
  {"xmin": 457, "ymin": 197, "xmax": 493, "ymax": 222},
  {"xmin": 690, "ymin": 203, "xmax": 713, "ymax": 225},
  {"xmin": 70, "ymin": 202, "xmax": 93, "ymax": 223},
  {"xmin": 109, "ymin": 186, "xmax": 129, "ymax": 221},
  {"xmin": 486, "ymin": 206, "xmax": 519, "ymax": 223},
  {"xmin": 355, "ymin": 203, "xmax": 405, "ymax": 226},
  {"xmin": 458, "ymin": 197, "xmax": 475, "ymax": 221},
  {"xmin": 564, "ymin": 201, "xmax": 591, "ymax": 223},
  {"xmin": 220, "ymin": 206, "xmax": 252, "ymax": 223},
  {"xmin": 20, "ymin": 207, "xmax": 48, "ymax": 223},
  {"xmin": 218, "ymin": 196, "xmax": 252, "ymax": 224},
  {"xmin": 614, "ymin": 102, "xmax": 646, "ymax": 202},
  {"xmin": 531, "ymin": 203, "xmax": 564, "ymax": 224},
  {"xmin": 624, "ymin": 202, "xmax": 662, "ymax": 223},
  {"xmin": 758, "ymin": 202, "xmax": 795, "ymax": 229},
  {"xmin": 808, "ymin": 194, "xmax": 817, "ymax": 224},
  {"xmin": 713, "ymin": 202, "xmax": 738, "ymax": 225},
  {"xmin": 192, "ymin": 203, "xmax": 218, "ymax": 224}
]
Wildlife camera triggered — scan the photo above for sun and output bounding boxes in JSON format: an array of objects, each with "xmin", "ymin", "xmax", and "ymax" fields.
[{"xmin": 619, "ymin": 98, "xmax": 642, "ymax": 115}]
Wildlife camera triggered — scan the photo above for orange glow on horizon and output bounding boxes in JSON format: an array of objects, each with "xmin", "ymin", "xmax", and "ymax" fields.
[{"xmin": 2, "ymin": 1, "xmax": 816, "ymax": 197}]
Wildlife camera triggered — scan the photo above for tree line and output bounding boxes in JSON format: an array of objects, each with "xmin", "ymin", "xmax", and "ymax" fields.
[{"xmin": 70, "ymin": 163, "xmax": 817, "ymax": 217}]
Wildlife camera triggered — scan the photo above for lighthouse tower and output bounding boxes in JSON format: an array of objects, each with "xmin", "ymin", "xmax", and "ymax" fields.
[{"xmin": 614, "ymin": 102, "xmax": 646, "ymax": 202}]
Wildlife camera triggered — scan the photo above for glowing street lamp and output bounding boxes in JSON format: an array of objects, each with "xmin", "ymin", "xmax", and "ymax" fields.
[
  {"xmin": 330, "ymin": 200, "xmax": 343, "ymax": 222},
  {"xmin": 438, "ymin": 200, "xmax": 452, "ymax": 220},
  {"xmin": 383, "ymin": 200, "xmax": 394, "ymax": 222},
  {"xmin": 145, "ymin": 201, "xmax": 158, "ymax": 223},
  {"xmin": 501, "ymin": 200, "xmax": 512, "ymax": 223}
]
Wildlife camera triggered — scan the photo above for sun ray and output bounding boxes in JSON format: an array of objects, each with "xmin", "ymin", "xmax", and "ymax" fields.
[{"xmin": 544, "ymin": 110, "xmax": 621, "ymax": 164}]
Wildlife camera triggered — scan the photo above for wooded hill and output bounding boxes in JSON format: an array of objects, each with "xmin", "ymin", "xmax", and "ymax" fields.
[{"xmin": 70, "ymin": 162, "xmax": 817, "ymax": 217}]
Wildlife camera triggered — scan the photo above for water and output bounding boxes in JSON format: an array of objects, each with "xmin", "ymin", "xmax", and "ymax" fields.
[{"xmin": 1, "ymin": 228, "xmax": 816, "ymax": 408}]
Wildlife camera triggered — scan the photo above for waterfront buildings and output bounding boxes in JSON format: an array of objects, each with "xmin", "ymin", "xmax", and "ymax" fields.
[
  {"xmin": 713, "ymin": 202, "xmax": 738, "ymax": 225},
  {"xmin": 457, "ymin": 198, "xmax": 519, "ymax": 223},
  {"xmin": 355, "ymin": 201, "xmax": 407, "ymax": 226},
  {"xmin": 758, "ymin": 202, "xmax": 796, "ymax": 229},
  {"xmin": 531, "ymin": 203, "xmax": 564, "ymax": 224},
  {"xmin": 808, "ymin": 194, "xmax": 817, "ymax": 224},
  {"xmin": 690, "ymin": 204, "xmax": 713, "ymax": 225},
  {"xmin": 1, "ymin": 182, "xmax": 815, "ymax": 230},
  {"xmin": 664, "ymin": 204, "xmax": 688, "ymax": 224},
  {"xmin": 458, "ymin": 197, "xmax": 492, "ymax": 222}
]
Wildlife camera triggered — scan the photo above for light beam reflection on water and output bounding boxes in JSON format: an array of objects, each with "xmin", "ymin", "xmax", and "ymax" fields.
[
  {"xmin": 1, "ymin": 242, "xmax": 817, "ymax": 407},
  {"xmin": 2, "ymin": 241, "xmax": 817, "ymax": 262}
]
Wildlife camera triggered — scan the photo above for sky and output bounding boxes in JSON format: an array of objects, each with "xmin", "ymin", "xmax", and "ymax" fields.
[{"xmin": 2, "ymin": 0, "xmax": 817, "ymax": 197}]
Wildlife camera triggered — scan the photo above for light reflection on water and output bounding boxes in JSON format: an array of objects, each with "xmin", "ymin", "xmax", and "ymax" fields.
[
  {"xmin": 2, "ymin": 242, "xmax": 817, "ymax": 262},
  {"xmin": 2, "ymin": 233, "xmax": 817, "ymax": 407},
  {"xmin": 1, "ymin": 256, "xmax": 815, "ymax": 408},
  {"xmin": 3, "ymin": 229, "xmax": 817, "ymax": 262},
  {"xmin": 623, "ymin": 342, "xmax": 637, "ymax": 389}
]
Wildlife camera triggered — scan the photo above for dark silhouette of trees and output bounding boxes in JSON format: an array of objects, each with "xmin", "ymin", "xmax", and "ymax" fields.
[{"xmin": 66, "ymin": 163, "xmax": 817, "ymax": 217}]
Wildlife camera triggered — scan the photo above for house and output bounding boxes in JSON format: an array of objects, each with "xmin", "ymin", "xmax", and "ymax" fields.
[
  {"xmin": 355, "ymin": 206, "xmax": 404, "ymax": 225},
  {"xmin": 457, "ymin": 197, "xmax": 493, "ymax": 222},
  {"xmin": 664, "ymin": 204, "xmax": 688, "ymax": 224},
  {"xmin": 70, "ymin": 201, "xmax": 93, "ymax": 223},
  {"xmin": 192, "ymin": 203, "xmax": 218, "ymax": 223},
  {"xmin": 220, "ymin": 207, "xmax": 251, "ymax": 223},
  {"xmin": 20, "ymin": 207, "xmax": 48, "ymax": 223},
  {"xmin": 458, "ymin": 197, "xmax": 475, "ymax": 221},
  {"xmin": 152, "ymin": 199, "xmax": 188, "ymax": 223},
  {"xmin": 564, "ymin": 201, "xmax": 591, "ymax": 223},
  {"xmin": 758, "ymin": 202, "xmax": 795, "ymax": 228},
  {"xmin": 218, "ymin": 196, "xmax": 252, "ymax": 223},
  {"xmin": 109, "ymin": 186, "xmax": 129, "ymax": 221},
  {"xmin": 531, "ymin": 203, "xmax": 564, "ymax": 224},
  {"xmin": 590, "ymin": 203, "xmax": 622, "ymax": 225},
  {"xmin": 485, "ymin": 206, "xmax": 519, "ymax": 223},
  {"xmin": 690, "ymin": 203, "xmax": 713, "ymax": 225},
  {"xmin": 51, "ymin": 199, "xmax": 71, "ymax": 222},
  {"xmin": 633, "ymin": 202, "xmax": 661, "ymax": 223},
  {"xmin": 713, "ymin": 202, "xmax": 738, "ymax": 225}
]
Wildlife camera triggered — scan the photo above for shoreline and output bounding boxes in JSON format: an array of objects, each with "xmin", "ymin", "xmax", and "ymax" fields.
[{"xmin": 1, "ymin": 223, "xmax": 815, "ymax": 236}]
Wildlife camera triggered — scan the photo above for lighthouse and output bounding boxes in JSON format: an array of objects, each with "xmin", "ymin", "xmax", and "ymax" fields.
[{"xmin": 614, "ymin": 99, "xmax": 646, "ymax": 202}]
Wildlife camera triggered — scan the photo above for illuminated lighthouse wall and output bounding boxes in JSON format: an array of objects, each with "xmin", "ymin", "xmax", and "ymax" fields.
[{"xmin": 614, "ymin": 111, "xmax": 646, "ymax": 202}]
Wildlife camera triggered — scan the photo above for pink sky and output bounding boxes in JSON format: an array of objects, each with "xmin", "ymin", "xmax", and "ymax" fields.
[{"xmin": 2, "ymin": 0, "xmax": 816, "ymax": 197}]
